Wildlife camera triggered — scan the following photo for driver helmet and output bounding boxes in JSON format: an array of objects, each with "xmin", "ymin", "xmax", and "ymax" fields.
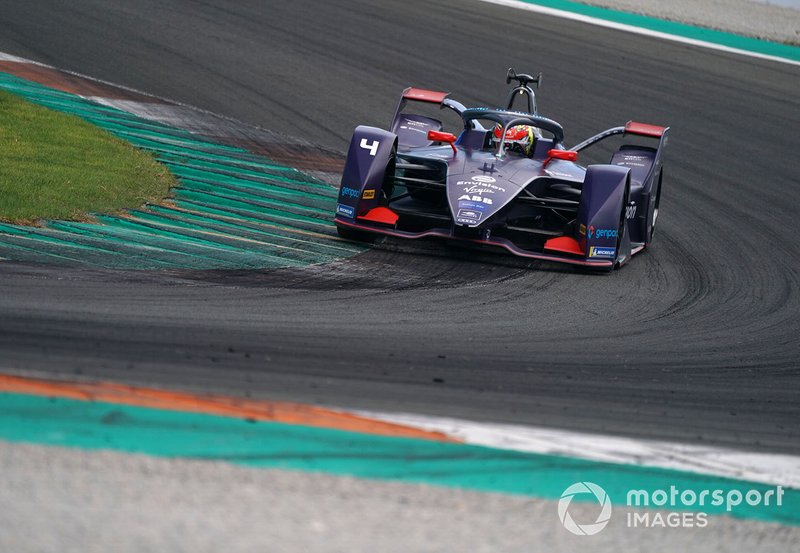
[{"xmin": 493, "ymin": 124, "xmax": 536, "ymax": 156}]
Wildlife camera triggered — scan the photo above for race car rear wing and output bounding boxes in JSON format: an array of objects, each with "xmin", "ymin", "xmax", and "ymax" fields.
[
  {"xmin": 401, "ymin": 88, "xmax": 449, "ymax": 103},
  {"xmin": 391, "ymin": 87, "xmax": 467, "ymax": 126},
  {"xmin": 570, "ymin": 120, "xmax": 669, "ymax": 152},
  {"xmin": 391, "ymin": 87, "xmax": 469, "ymax": 151},
  {"xmin": 624, "ymin": 121, "xmax": 667, "ymax": 138}
]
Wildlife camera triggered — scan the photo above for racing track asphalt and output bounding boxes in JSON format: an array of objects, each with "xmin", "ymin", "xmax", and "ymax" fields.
[{"xmin": 0, "ymin": 0, "xmax": 798, "ymax": 454}]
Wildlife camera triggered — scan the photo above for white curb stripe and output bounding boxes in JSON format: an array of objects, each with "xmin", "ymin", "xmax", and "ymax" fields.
[
  {"xmin": 477, "ymin": 0, "xmax": 800, "ymax": 67},
  {"xmin": 356, "ymin": 410, "xmax": 800, "ymax": 488}
]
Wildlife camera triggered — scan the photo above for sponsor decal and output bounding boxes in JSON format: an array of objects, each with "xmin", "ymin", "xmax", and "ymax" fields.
[
  {"xmin": 615, "ymin": 154, "xmax": 650, "ymax": 168},
  {"xmin": 586, "ymin": 225, "xmax": 617, "ymax": 239},
  {"xmin": 589, "ymin": 246, "xmax": 616, "ymax": 258},
  {"xmin": 400, "ymin": 127, "xmax": 427, "ymax": 134},
  {"xmin": 362, "ymin": 189, "xmax": 376, "ymax": 200},
  {"xmin": 626, "ymin": 204, "xmax": 637, "ymax": 219},
  {"xmin": 456, "ymin": 209, "xmax": 482, "ymax": 225},
  {"xmin": 458, "ymin": 200, "xmax": 487, "ymax": 212},
  {"xmin": 458, "ymin": 182, "xmax": 506, "ymax": 194},
  {"xmin": 579, "ymin": 224, "xmax": 586, "ymax": 236},
  {"xmin": 471, "ymin": 175, "xmax": 496, "ymax": 183},
  {"xmin": 340, "ymin": 186, "xmax": 360, "ymax": 200},
  {"xmin": 545, "ymin": 169, "xmax": 574, "ymax": 178},
  {"xmin": 360, "ymin": 138, "xmax": 379, "ymax": 156},
  {"xmin": 336, "ymin": 203, "xmax": 355, "ymax": 218},
  {"xmin": 463, "ymin": 186, "xmax": 496, "ymax": 196},
  {"xmin": 594, "ymin": 228, "xmax": 618, "ymax": 239},
  {"xmin": 458, "ymin": 194, "xmax": 493, "ymax": 205},
  {"xmin": 399, "ymin": 120, "xmax": 430, "ymax": 134}
]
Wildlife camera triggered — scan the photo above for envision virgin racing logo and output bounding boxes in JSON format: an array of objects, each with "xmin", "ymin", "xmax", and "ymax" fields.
[{"xmin": 457, "ymin": 182, "xmax": 506, "ymax": 194}]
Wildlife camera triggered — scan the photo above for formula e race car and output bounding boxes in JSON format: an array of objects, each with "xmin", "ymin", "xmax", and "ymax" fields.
[{"xmin": 334, "ymin": 68, "xmax": 669, "ymax": 270}]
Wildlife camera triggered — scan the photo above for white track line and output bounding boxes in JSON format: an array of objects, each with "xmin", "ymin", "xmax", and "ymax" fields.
[
  {"xmin": 0, "ymin": 52, "xmax": 33, "ymax": 63},
  {"xmin": 477, "ymin": 0, "xmax": 800, "ymax": 67},
  {"xmin": 356, "ymin": 410, "xmax": 800, "ymax": 488}
]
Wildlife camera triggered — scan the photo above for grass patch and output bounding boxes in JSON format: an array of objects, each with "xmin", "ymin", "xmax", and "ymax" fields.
[{"xmin": 0, "ymin": 90, "xmax": 175, "ymax": 224}]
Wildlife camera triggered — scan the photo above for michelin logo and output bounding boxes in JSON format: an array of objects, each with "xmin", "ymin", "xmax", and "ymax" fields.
[
  {"xmin": 589, "ymin": 246, "xmax": 616, "ymax": 258},
  {"xmin": 336, "ymin": 203, "xmax": 355, "ymax": 218}
]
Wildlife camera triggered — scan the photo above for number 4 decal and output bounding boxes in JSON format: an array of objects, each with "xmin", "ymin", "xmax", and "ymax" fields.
[{"xmin": 360, "ymin": 138, "xmax": 379, "ymax": 156}]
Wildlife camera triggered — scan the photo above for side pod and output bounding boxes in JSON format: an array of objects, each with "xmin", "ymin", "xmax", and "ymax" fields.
[{"xmin": 336, "ymin": 126, "xmax": 397, "ymax": 220}]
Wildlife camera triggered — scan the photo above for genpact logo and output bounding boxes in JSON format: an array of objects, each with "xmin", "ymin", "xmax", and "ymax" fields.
[
  {"xmin": 587, "ymin": 226, "xmax": 618, "ymax": 239},
  {"xmin": 340, "ymin": 186, "xmax": 360, "ymax": 199},
  {"xmin": 558, "ymin": 482, "xmax": 612, "ymax": 536},
  {"xmin": 595, "ymin": 228, "xmax": 618, "ymax": 239}
]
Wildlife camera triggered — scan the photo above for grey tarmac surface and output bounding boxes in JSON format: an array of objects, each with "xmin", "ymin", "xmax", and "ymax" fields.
[
  {"xmin": 0, "ymin": 0, "xmax": 799, "ymax": 454},
  {"xmin": 2, "ymin": 441, "xmax": 798, "ymax": 553}
]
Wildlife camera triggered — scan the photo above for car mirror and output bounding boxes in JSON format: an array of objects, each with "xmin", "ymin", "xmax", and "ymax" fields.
[
  {"xmin": 544, "ymin": 149, "xmax": 577, "ymax": 166},
  {"xmin": 427, "ymin": 130, "xmax": 457, "ymax": 154}
]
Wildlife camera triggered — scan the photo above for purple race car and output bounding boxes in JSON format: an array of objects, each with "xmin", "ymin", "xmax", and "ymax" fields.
[{"xmin": 334, "ymin": 68, "xmax": 669, "ymax": 271}]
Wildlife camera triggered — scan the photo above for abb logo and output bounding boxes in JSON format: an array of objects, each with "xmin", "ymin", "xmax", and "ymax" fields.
[{"xmin": 457, "ymin": 194, "xmax": 493, "ymax": 205}]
